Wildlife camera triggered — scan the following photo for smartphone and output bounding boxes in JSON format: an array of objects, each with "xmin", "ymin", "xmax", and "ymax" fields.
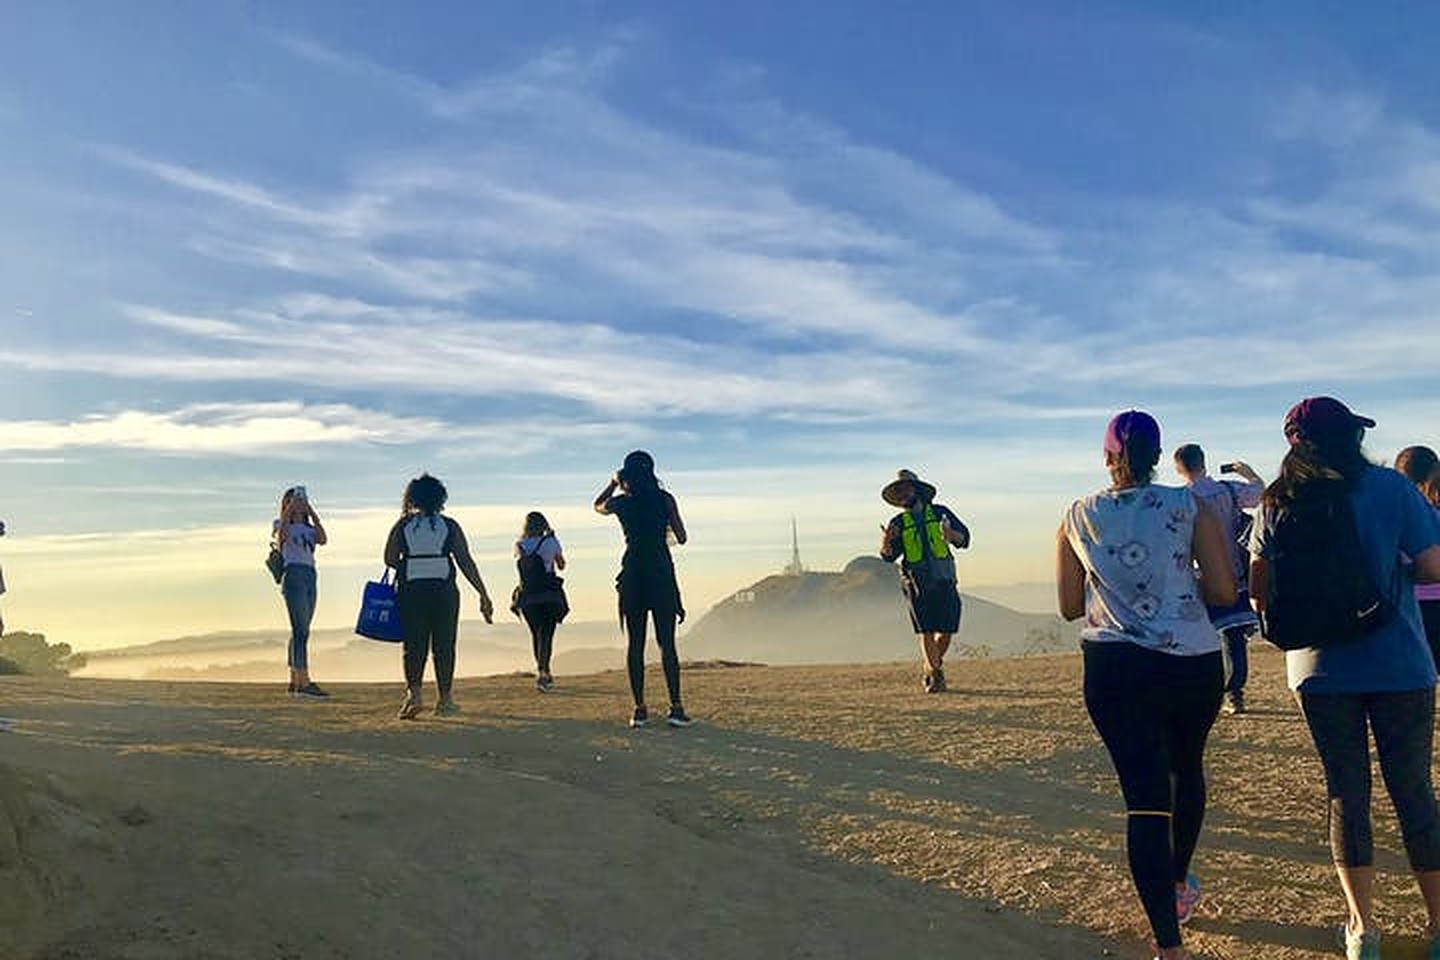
[{"xmin": 1218, "ymin": 463, "xmax": 1237, "ymax": 474}]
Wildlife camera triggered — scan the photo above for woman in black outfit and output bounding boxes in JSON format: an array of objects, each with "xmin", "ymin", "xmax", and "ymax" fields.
[
  {"xmin": 594, "ymin": 450, "xmax": 691, "ymax": 728},
  {"xmin": 383, "ymin": 474, "xmax": 494, "ymax": 719}
]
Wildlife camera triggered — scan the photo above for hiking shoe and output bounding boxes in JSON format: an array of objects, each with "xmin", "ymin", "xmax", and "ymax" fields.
[
  {"xmin": 1222, "ymin": 692, "xmax": 1246, "ymax": 715},
  {"xmin": 433, "ymin": 697, "xmax": 461, "ymax": 717},
  {"xmin": 294, "ymin": 682, "xmax": 330, "ymax": 699},
  {"xmin": 1176, "ymin": 874, "xmax": 1201, "ymax": 925},
  {"xmin": 1342, "ymin": 926, "xmax": 1380, "ymax": 960},
  {"xmin": 932, "ymin": 669, "xmax": 947, "ymax": 693},
  {"xmin": 630, "ymin": 706, "xmax": 649, "ymax": 729},
  {"xmin": 397, "ymin": 690, "xmax": 424, "ymax": 720},
  {"xmin": 666, "ymin": 705, "xmax": 693, "ymax": 728}
]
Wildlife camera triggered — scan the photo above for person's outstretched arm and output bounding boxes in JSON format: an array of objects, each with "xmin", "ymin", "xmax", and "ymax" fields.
[{"xmin": 448, "ymin": 521, "xmax": 494, "ymax": 622}]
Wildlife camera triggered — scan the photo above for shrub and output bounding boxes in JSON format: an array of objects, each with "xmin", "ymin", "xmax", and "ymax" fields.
[{"xmin": 0, "ymin": 633, "xmax": 86, "ymax": 676}]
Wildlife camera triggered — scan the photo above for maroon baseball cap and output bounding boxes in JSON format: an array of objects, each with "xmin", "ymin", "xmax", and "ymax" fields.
[
  {"xmin": 1283, "ymin": 396, "xmax": 1376, "ymax": 442},
  {"xmin": 1104, "ymin": 409, "xmax": 1161, "ymax": 456}
]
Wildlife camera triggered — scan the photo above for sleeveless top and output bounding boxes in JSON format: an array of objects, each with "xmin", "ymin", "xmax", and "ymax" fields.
[
  {"xmin": 1063, "ymin": 483, "xmax": 1218, "ymax": 656},
  {"xmin": 401, "ymin": 514, "xmax": 453, "ymax": 582}
]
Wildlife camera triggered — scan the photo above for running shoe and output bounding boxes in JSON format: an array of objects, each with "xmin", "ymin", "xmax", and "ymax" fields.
[
  {"xmin": 932, "ymin": 669, "xmax": 947, "ymax": 693},
  {"xmin": 1221, "ymin": 692, "xmax": 1246, "ymax": 715},
  {"xmin": 666, "ymin": 705, "xmax": 693, "ymax": 728},
  {"xmin": 397, "ymin": 690, "xmax": 424, "ymax": 720},
  {"xmin": 1342, "ymin": 926, "xmax": 1380, "ymax": 960},
  {"xmin": 629, "ymin": 706, "xmax": 649, "ymax": 728},
  {"xmin": 922, "ymin": 672, "xmax": 936, "ymax": 693},
  {"xmin": 536, "ymin": 673, "xmax": 555, "ymax": 692},
  {"xmin": 1175, "ymin": 874, "xmax": 1201, "ymax": 925},
  {"xmin": 294, "ymin": 682, "xmax": 330, "ymax": 700},
  {"xmin": 433, "ymin": 697, "xmax": 461, "ymax": 717}
]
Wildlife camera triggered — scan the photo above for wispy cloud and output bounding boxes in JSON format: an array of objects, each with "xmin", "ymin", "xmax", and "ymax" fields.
[{"xmin": 0, "ymin": 403, "xmax": 441, "ymax": 454}]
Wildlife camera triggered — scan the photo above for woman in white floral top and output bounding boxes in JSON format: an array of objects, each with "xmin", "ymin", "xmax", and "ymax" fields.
[{"xmin": 1056, "ymin": 410, "xmax": 1235, "ymax": 960}]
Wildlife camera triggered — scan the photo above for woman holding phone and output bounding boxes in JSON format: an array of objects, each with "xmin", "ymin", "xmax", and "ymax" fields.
[
  {"xmin": 594, "ymin": 450, "xmax": 691, "ymax": 728},
  {"xmin": 273, "ymin": 486, "xmax": 329, "ymax": 699}
]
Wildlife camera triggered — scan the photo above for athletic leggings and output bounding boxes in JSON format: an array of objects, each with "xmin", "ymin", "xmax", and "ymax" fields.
[
  {"xmin": 522, "ymin": 604, "xmax": 561, "ymax": 674},
  {"xmin": 1298, "ymin": 687, "xmax": 1440, "ymax": 872},
  {"xmin": 625, "ymin": 607, "xmax": 681, "ymax": 707},
  {"xmin": 398, "ymin": 581, "xmax": 460, "ymax": 697},
  {"xmin": 1083, "ymin": 641, "xmax": 1223, "ymax": 950}
]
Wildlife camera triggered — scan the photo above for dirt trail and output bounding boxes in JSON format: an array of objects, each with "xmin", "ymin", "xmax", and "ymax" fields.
[{"xmin": 1, "ymin": 648, "xmax": 1436, "ymax": 959}]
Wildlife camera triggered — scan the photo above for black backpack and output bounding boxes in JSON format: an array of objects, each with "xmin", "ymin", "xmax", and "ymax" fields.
[
  {"xmin": 517, "ymin": 535, "xmax": 553, "ymax": 592},
  {"xmin": 1261, "ymin": 485, "xmax": 1388, "ymax": 651}
]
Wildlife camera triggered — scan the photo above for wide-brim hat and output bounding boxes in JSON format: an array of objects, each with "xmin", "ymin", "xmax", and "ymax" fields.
[{"xmin": 882, "ymin": 469, "xmax": 937, "ymax": 507}]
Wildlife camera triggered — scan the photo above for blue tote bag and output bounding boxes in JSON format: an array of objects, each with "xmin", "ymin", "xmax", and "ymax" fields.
[{"xmin": 356, "ymin": 569, "xmax": 404, "ymax": 642}]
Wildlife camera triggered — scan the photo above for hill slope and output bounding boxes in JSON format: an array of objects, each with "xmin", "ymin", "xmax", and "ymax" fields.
[{"xmin": 683, "ymin": 556, "xmax": 1073, "ymax": 664}]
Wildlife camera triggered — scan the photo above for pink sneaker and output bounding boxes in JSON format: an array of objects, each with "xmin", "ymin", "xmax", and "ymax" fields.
[{"xmin": 1176, "ymin": 873, "xmax": 1201, "ymax": 925}]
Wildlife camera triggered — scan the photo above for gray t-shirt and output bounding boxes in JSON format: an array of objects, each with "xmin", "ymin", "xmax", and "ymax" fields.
[
  {"xmin": 1250, "ymin": 464, "xmax": 1440, "ymax": 693},
  {"xmin": 1063, "ymin": 483, "xmax": 1218, "ymax": 656}
]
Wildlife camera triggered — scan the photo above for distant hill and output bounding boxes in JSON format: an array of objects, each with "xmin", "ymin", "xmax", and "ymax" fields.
[
  {"xmin": 682, "ymin": 556, "xmax": 1075, "ymax": 665},
  {"xmin": 76, "ymin": 620, "xmax": 628, "ymax": 682}
]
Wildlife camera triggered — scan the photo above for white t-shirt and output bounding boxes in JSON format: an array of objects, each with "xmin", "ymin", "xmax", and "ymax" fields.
[
  {"xmin": 516, "ymin": 534, "xmax": 563, "ymax": 573},
  {"xmin": 1063, "ymin": 483, "xmax": 1220, "ymax": 656},
  {"xmin": 272, "ymin": 519, "xmax": 318, "ymax": 568}
]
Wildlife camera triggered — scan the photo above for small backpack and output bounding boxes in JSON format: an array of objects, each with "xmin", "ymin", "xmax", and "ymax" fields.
[
  {"xmin": 1261, "ymin": 485, "xmax": 1388, "ymax": 651},
  {"xmin": 517, "ymin": 535, "xmax": 553, "ymax": 592}
]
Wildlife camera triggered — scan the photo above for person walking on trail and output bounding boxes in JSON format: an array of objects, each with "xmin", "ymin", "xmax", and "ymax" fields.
[
  {"xmin": 1173, "ymin": 444, "xmax": 1264, "ymax": 715},
  {"xmin": 383, "ymin": 473, "xmax": 494, "ymax": 720},
  {"xmin": 594, "ymin": 450, "xmax": 692, "ymax": 729},
  {"xmin": 512, "ymin": 510, "xmax": 568, "ymax": 692},
  {"xmin": 879, "ymin": 469, "xmax": 970, "ymax": 693},
  {"xmin": 273, "ymin": 486, "xmax": 329, "ymax": 699},
  {"xmin": 1057, "ymin": 410, "xmax": 1236, "ymax": 960},
  {"xmin": 1249, "ymin": 398, "xmax": 1440, "ymax": 960},
  {"xmin": 1396, "ymin": 445, "xmax": 1440, "ymax": 669}
]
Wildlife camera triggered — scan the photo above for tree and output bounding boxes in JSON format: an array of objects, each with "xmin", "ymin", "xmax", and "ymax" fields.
[{"xmin": 0, "ymin": 632, "xmax": 86, "ymax": 676}]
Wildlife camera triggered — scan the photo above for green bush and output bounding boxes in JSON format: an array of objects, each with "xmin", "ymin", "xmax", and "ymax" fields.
[{"xmin": 0, "ymin": 633, "xmax": 85, "ymax": 676}]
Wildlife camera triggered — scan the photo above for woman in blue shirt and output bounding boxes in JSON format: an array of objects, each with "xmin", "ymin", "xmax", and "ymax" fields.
[{"xmin": 1250, "ymin": 397, "xmax": 1440, "ymax": 960}]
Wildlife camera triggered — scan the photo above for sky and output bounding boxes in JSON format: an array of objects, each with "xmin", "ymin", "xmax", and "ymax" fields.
[{"xmin": 1, "ymin": 1, "xmax": 1438, "ymax": 649}]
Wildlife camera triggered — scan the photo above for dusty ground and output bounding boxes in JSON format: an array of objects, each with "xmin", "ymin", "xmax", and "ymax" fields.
[{"xmin": 1, "ymin": 646, "xmax": 1437, "ymax": 959}]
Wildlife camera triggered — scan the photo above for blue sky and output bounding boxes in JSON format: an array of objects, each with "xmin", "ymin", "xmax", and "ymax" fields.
[{"xmin": 2, "ymin": 2, "xmax": 1438, "ymax": 647}]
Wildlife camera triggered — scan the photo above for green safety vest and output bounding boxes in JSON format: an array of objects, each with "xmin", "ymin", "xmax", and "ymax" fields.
[{"xmin": 900, "ymin": 507, "xmax": 951, "ymax": 564}]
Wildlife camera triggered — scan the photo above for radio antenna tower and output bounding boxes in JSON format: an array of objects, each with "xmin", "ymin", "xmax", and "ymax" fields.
[{"xmin": 783, "ymin": 517, "xmax": 805, "ymax": 576}]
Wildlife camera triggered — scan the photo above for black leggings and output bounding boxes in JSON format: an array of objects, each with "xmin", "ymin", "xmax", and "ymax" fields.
[
  {"xmin": 625, "ymin": 607, "xmax": 680, "ymax": 708},
  {"xmin": 522, "ymin": 605, "xmax": 560, "ymax": 674},
  {"xmin": 399, "ymin": 582, "xmax": 460, "ymax": 697},
  {"xmin": 1299, "ymin": 687, "xmax": 1440, "ymax": 871},
  {"xmin": 1084, "ymin": 641, "xmax": 1223, "ymax": 950}
]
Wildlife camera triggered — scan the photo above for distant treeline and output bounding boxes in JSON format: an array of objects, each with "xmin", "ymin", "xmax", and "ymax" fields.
[{"xmin": 0, "ymin": 632, "xmax": 86, "ymax": 677}]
